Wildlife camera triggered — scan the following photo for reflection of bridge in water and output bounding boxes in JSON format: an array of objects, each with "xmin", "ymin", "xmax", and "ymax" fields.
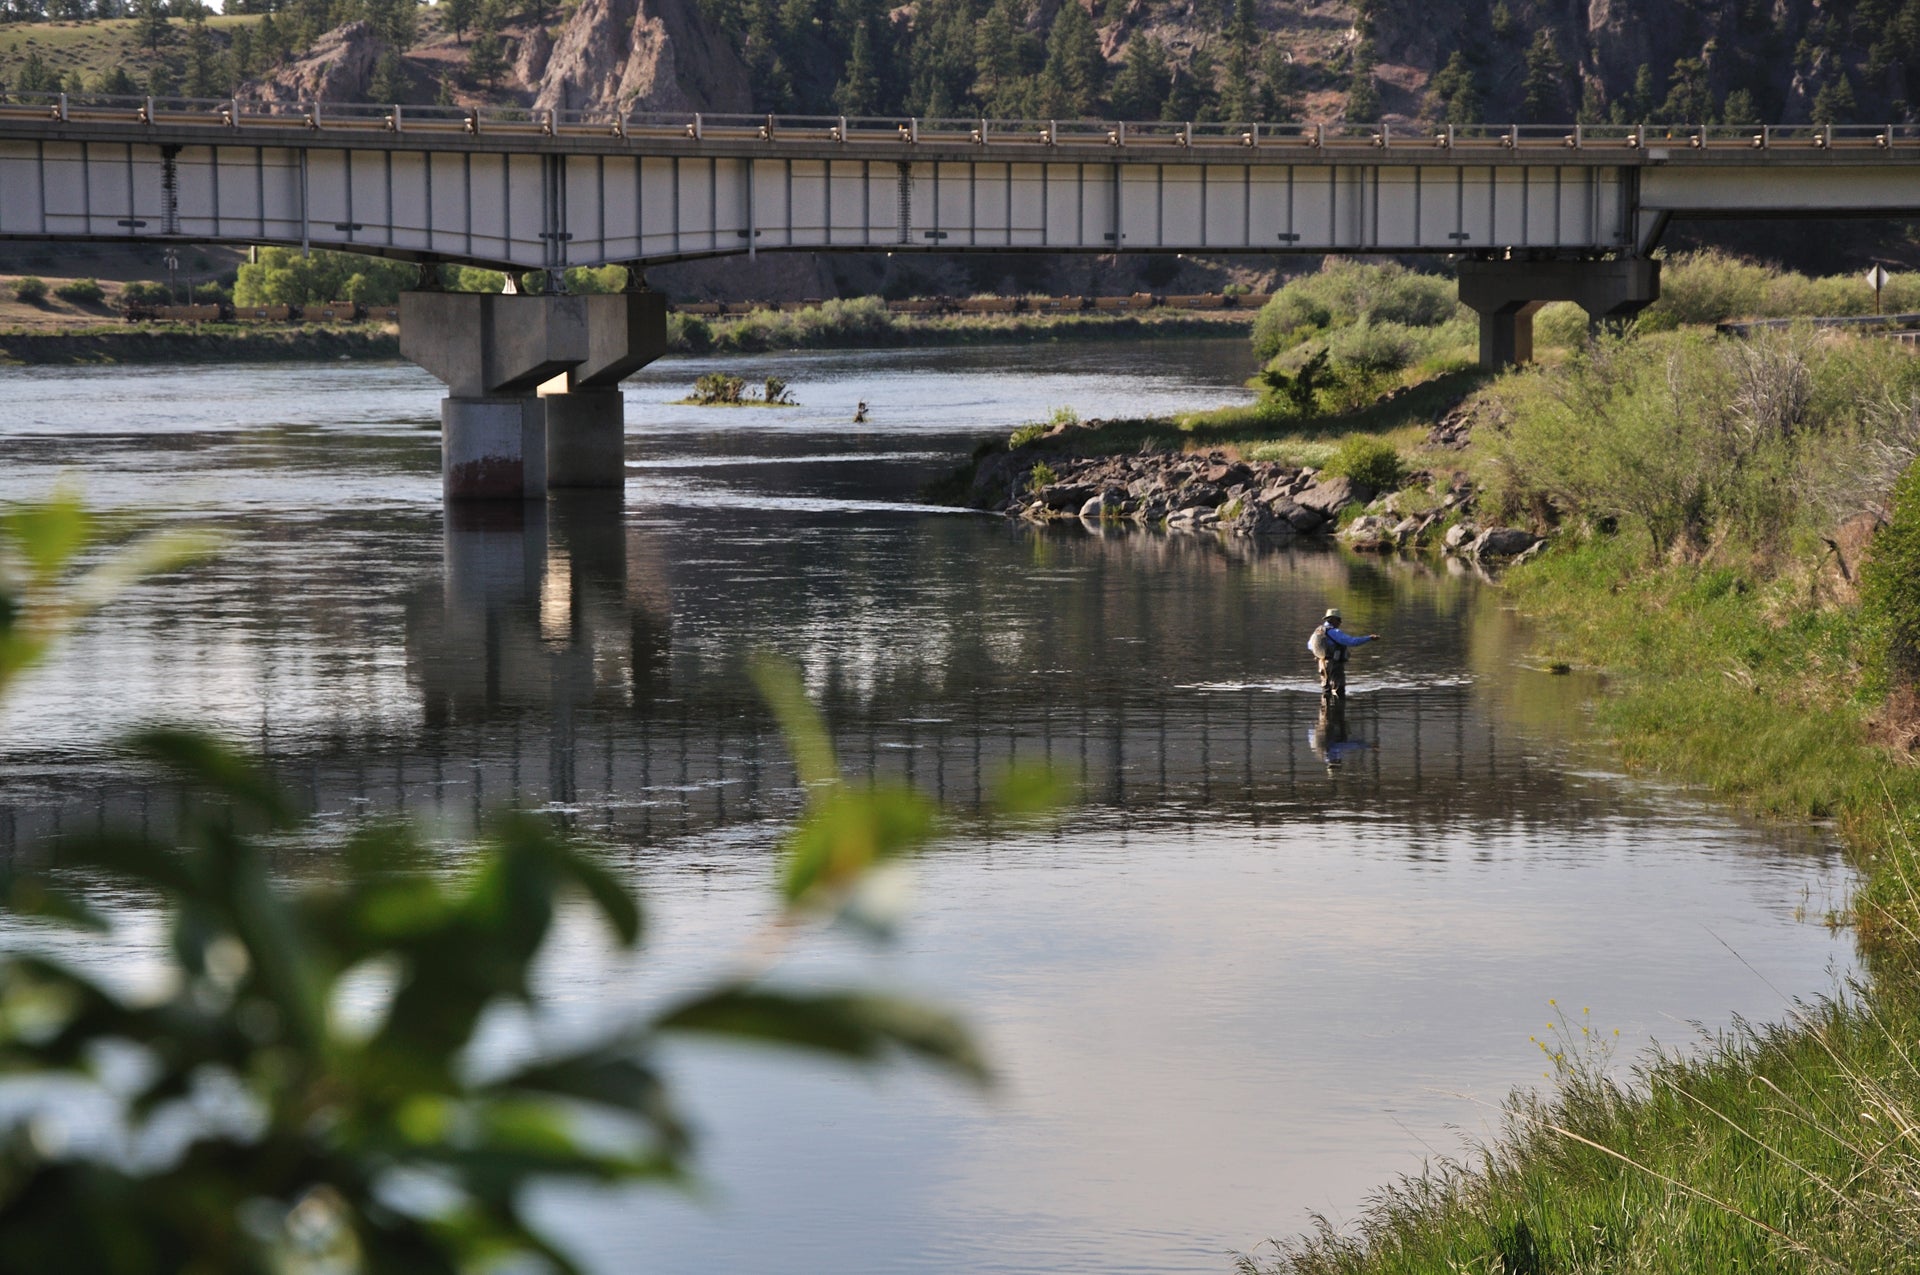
[{"xmin": 1, "ymin": 498, "xmax": 1652, "ymax": 859}]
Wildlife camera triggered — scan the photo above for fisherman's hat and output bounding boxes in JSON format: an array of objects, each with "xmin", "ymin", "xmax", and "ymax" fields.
[{"xmin": 1323, "ymin": 607, "xmax": 1341, "ymax": 621}]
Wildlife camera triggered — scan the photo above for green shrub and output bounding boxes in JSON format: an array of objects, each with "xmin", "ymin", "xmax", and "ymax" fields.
[
  {"xmin": 1482, "ymin": 328, "xmax": 1920, "ymax": 557},
  {"xmin": 1325, "ymin": 319, "xmax": 1420, "ymax": 375},
  {"xmin": 1009, "ymin": 421, "xmax": 1049, "ymax": 448},
  {"xmin": 669, "ymin": 313, "xmax": 713, "ymax": 353},
  {"xmin": 120, "ymin": 281, "xmax": 170, "ymax": 306},
  {"xmin": 692, "ymin": 372, "xmax": 748, "ymax": 404},
  {"xmin": 1029, "ymin": 460, "xmax": 1059, "ymax": 489},
  {"xmin": 1251, "ymin": 262, "xmax": 1463, "ymax": 359},
  {"xmin": 1320, "ymin": 435, "xmax": 1405, "ymax": 490},
  {"xmin": 52, "ymin": 277, "xmax": 104, "ymax": 305},
  {"xmin": 234, "ymin": 247, "xmax": 416, "ymax": 307},
  {"xmin": 1533, "ymin": 300, "xmax": 1590, "ymax": 347},
  {"xmin": 1864, "ymin": 456, "xmax": 1920, "ymax": 680},
  {"xmin": 10, "ymin": 276, "xmax": 47, "ymax": 304}
]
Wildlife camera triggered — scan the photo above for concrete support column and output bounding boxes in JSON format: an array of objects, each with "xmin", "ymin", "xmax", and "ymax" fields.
[
  {"xmin": 544, "ymin": 388, "xmax": 627, "ymax": 489},
  {"xmin": 399, "ymin": 291, "xmax": 666, "ymax": 501},
  {"xmin": 1476, "ymin": 300, "xmax": 1546, "ymax": 369},
  {"xmin": 1458, "ymin": 257, "xmax": 1661, "ymax": 370},
  {"xmin": 443, "ymin": 397, "xmax": 547, "ymax": 500}
]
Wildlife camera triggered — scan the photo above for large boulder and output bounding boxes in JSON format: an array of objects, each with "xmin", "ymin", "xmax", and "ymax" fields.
[
  {"xmin": 1470, "ymin": 527, "xmax": 1543, "ymax": 558},
  {"xmin": 1295, "ymin": 474, "xmax": 1375, "ymax": 517},
  {"xmin": 1274, "ymin": 499, "xmax": 1326, "ymax": 532}
]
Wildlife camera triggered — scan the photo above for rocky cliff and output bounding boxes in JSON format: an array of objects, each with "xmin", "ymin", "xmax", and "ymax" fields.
[{"xmin": 534, "ymin": 0, "xmax": 751, "ymax": 116}]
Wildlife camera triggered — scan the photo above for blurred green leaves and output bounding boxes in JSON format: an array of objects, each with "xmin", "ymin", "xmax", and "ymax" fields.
[
  {"xmin": 0, "ymin": 488, "xmax": 216, "ymax": 700},
  {"xmin": 0, "ymin": 524, "xmax": 1061, "ymax": 1270}
]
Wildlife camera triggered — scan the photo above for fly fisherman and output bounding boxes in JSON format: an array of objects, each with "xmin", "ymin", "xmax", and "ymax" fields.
[{"xmin": 1307, "ymin": 608, "xmax": 1380, "ymax": 701}]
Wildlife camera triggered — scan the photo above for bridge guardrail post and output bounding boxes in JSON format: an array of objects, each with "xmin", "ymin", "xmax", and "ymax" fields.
[{"xmin": 53, "ymin": 92, "xmax": 65, "ymax": 123}]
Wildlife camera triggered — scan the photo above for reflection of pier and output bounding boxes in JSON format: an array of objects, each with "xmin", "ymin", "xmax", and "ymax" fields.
[{"xmin": 1, "ymin": 504, "xmax": 1620, "ymax": 857}]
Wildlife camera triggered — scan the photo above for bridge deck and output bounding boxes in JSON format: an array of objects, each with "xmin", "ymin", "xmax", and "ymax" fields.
[{"xmin": 2, "ymin": 97, "xmax": 1917, "ymax": 271}]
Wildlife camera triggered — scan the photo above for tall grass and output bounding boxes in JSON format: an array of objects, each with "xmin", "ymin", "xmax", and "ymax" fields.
[
  {"xmin": 1643, "ymin": 249, "xmax": 1920, "ymax": 329},
  {"xmin": 1476, "ymin": 327, "xmax": 1920, "ymax": 556}
]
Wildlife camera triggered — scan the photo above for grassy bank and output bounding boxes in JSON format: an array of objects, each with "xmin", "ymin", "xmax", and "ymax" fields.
[
  {"xmin": 0, "ymin": 325, "xmax": 400, "ymax": 365},
  {"xmin": 1244, "ymin": 534, "xmax": 1920, "ymax": 1275},
  {"xmin": 1216, "ymin": 321, "xmax": 1920, "ymax": 1272}
]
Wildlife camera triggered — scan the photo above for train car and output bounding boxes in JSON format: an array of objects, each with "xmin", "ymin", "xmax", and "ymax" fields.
[
  {"xmin": 674, "ymin": 302, "xmax": 725, "ymax": 316},
  {"xmin": 887, "ymin": 298, "xmax": 949, "ymax": 315},
  {"xmin": 1233, "ymin": 293, "xmax": 1274, "ymax": 309},
  {"xmin": 234, "ymin": 304, "xmax": 298, "ymax": 322},
  {"xmin": 1027, "ymin": 296, "xmax": 1088, "ymax": 312},
  {"xmin": 1166, "ymin": 293, "xmax": 1228, "ymax": 310},
  {"xmin": 312, "ymin": 301, "xmax": 364, "ymax": 322},
  {"xmin": 957, "ymin": 296, "xmax": 1021, "ymax": 314},
  {"xmin": 151, "ymin": 303, "xmax": 228, "ymax": 323}
]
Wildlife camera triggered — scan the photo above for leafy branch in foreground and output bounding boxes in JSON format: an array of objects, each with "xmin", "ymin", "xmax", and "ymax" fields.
[{"xmin": 0, "ymin": 492, "xmax": 1037, "ymax": 1272}]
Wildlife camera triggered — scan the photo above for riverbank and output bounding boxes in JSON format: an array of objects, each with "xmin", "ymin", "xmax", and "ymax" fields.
[
  {"xmin": 1243, "ymin": 534, "xmax": 1920, "ymax": 1275},
  {"xmin": 1247, "ymin": 333, "xmax": 1919, "ymax": 1273},
  {"xmin": 945, "ymin": 323, "xmax": 1920, "ymax": 1272},
  {"xmin": 0, "ymin": 305, "xmax": 1252, "ymax": 365},
  {"xmin": 0, "ymin": 324, "xmax": 401, "ymax": 365}
]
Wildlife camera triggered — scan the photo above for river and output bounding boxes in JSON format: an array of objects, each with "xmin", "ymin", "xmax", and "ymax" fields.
[{"xmin": 0, "ymin": 339, "xmax": 1857, "ymax": 1273}]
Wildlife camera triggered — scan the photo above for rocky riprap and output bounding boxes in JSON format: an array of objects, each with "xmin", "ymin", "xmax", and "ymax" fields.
[{"xmin": 964, "ymin": 434, "xmax": 1542, "ymax": 562}]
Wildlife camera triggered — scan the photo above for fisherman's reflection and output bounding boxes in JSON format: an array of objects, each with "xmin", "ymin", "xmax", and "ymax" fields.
[{"xmin": 1308, "ymin": 697, "xmax": 1370, "ymax": 773}]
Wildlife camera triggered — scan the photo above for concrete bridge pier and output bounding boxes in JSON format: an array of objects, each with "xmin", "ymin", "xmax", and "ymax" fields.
[
  {"xmin": 543, "ymin": 294, "xmax": 668, "ymax": 490},
  {"xmin": 1458, "ymin": 258, "xmax": 1661, "ymax": 369},
  {"xmin": 399, "ymin": 292, "xmax": 667, "ymax": 499}
]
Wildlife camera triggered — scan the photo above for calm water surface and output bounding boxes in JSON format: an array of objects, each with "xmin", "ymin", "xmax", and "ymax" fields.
[{"xmin": 0, "ymin": 339, "xmax": 1856, "ymax": 1273}]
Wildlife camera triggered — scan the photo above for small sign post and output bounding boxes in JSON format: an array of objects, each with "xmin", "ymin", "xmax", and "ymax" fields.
[{"xmin": 1868, "ymin": 264, "xmax": 1892, "ymax": 315}]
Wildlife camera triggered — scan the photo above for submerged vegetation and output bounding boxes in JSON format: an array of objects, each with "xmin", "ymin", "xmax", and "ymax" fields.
[{"xmin": 678, "ymin": 372, "xmax": 800, "ymax": 406}]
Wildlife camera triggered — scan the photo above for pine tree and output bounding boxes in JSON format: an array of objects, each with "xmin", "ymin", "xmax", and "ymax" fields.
[
  {"xmin": 1721, "ymin": 87, "xmax": 1758, "ymax": 124},
  {"xmin": 1520, "ymin": 29, "xmax": 1565, "ymax": 122},
  {"xmin": 1659, "ymin": 56, "xmax": 1713, "ymax": 123},
  {"xmin": 1229, "ymin": 0, "xmax": 1255, "ymax": 50},
  {"xmin": 132, "ymin": 0, "xmax": 171, "ymax": 53},
  {"xmin": 1110, "ymin": 33, "xmax": 1170, "ymax": 119},
  {"xmin": 1039, "ymin": 0, "xmax": 1103, "ymax": 116},
  {"xmin": 1255, "ymin": 41, "xmax": 1295, "ymax": 120},
  {"xmin": 1427, "ymin": 49, "xmax": 1479, "ymax": 124},
  {"xmin": 1220, "ymin": 42, "xmax": 1254, "ymax": 120},
  {"xmin": 467, "ymin": 27, "xmax": 505, "ymax": 89},
  {"xmin": 835, "ymin": 21, "xmax": 882, "ymax": 113},
  {"xmin": 443, "ymin": 0, "xmax": 477, "ymax": 43},
  {"xmin": 14, "ymin": 50, "xmax": 56, "ymax": 94},
  {"xmin": 1344, "ymin": 40, "xmax": 1380, "ymax": 124},
  {"xmin": 1164, "ymin": 43, "xmax": 1218, "ymax": 121},
  {"xmin": 973, "ymin": 0, "xmax": 1040, "ymax": 115},
  {"xmin": 371, "ymin": 49, "xmax": 406, "ymax": 102},
  {"xmin": 367, "ymin": 0, "xmax": 417, "ymax": 50},
  {"xmin": 95, "ymin": 65, "xmax": 137, "ymax": 96},
  {"xmin": 184, "ymin": 13, "xmax": 223, "ymax": 97},
  {"xmin": 258, "ymin": 12, "xmax": 288, "ymax": 66},
  {"xmin": 231, "ymin": 25, "xmax": 255, "ymax": 82},
  {"xmin": 1812, "ymin": 73, "xmax": 1859, "ymax": 124}
]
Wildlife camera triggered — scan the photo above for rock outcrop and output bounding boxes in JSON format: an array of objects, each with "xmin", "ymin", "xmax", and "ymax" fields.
[
  {"xmin": 534, "ymin": 0, "xmax": 751, "ymax": 116},
  {"xmin": 236, "ymin": 22, "xmax": 381, "ymax": 106}
]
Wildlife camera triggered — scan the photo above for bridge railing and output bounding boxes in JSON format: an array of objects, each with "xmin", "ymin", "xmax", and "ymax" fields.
[{"xmin": 8, "ymin": 92, "xmax": 1920, "ymax": 158}]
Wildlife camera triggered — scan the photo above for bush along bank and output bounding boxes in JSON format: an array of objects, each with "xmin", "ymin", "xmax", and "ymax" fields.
[{"xmin": 1237, "ymin": 324, "xmax": 1920, "ymax": 1274}]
